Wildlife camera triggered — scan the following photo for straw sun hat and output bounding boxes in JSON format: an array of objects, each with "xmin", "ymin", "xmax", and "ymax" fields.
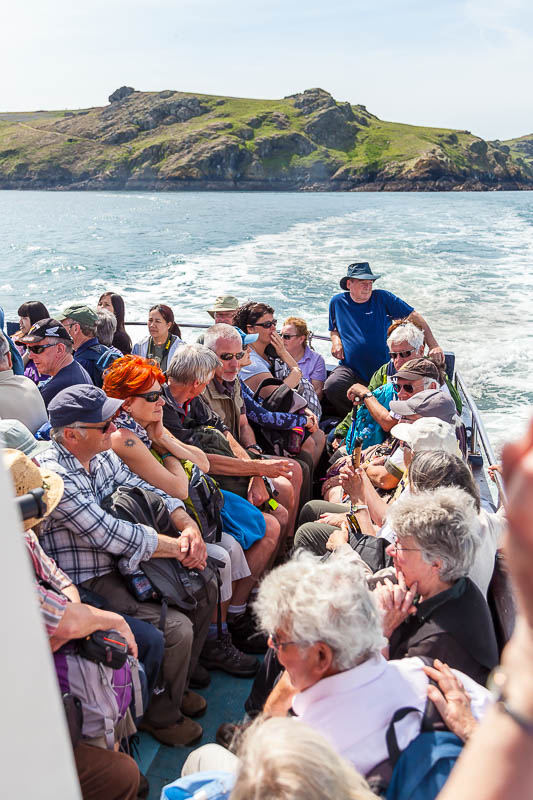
[{"xmin": 3, "ymin": 448, "xmax": 64, "ymax": 532}]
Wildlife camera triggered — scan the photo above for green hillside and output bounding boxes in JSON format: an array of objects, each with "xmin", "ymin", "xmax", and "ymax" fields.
[{"xmin": 0, "ymin": 86, "xmax": 531, "ymax": 190}]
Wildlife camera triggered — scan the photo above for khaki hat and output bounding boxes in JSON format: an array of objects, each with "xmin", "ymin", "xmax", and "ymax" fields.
[
  {"xmin": 207, "ymin": 295, "xmax": 240, "ymax": 319},
  {"xmin": 3, "ymin": 448, "xmax": 64, "ymax": 531}
]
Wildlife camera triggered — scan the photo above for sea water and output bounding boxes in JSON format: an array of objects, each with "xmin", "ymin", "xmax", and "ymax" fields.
[{"xmin": 0, "ymin": 190, "xmax": 531, "ymax": 453}]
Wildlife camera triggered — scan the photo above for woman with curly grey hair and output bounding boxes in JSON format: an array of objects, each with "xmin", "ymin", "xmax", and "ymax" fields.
[{"xmin": 375, "ymin": 486, "xmax": 499, "ymax": 683}]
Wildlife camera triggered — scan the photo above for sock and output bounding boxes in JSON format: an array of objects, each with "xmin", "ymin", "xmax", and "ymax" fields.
[
  {"xmin": 207, "ymin": 622, "xmax": 228, "ymax": 640},
  {"xmin": 228, "ymin": 603, "xmax": 247, "ymax": 618}
]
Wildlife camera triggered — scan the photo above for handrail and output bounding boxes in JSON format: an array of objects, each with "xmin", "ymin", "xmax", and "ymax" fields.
[
  {"xmin": 455, "ymin": 369, "xmax": 505, "ymax": 508},
  {"xmin": 126, "ymin": 322, "xmax": 333, "ymax": 341}
]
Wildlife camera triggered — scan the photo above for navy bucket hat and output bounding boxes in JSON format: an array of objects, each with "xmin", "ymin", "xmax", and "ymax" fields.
[{"xmin": 340, "ymin": 262, "xmax": 382, "ymax": 290}]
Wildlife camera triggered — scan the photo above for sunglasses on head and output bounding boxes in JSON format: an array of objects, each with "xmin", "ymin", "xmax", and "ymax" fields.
[
  {"xmin": 133, "ymin": 389, "xmax": 164, "ymax": 403},
  {"xmin": 392, "ymin": 379, "xmax": 416, "ymax": 394},
  {"xmin": 254, "ymin": 319, "xmax": 277, "ymax": 329},
  {"xmin": 390, "ymin": 348, "xmax": 415, "ymax": 360},
  {"xmin": 219, "ymin": 351, "xmax": 246, "ymax": 361},
  {"xmin": 27, "ymin": 342, "xmax": 60, "ymax": 355}
]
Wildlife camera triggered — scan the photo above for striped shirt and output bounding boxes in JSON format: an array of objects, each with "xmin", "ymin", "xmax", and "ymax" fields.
[
  {"xmin": 24, "ymin": 529, "xmax": 70, "ymax": 636},
  {"xmin": 39, "ymin": 442, "xmax": 184, "ymax": 585}
]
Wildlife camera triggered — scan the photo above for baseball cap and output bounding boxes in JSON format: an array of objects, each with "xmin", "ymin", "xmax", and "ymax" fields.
[
  {"xmin": 393, "ymin": 357, "xmax": 440, "ymax": 382},
  {"xmin": 234, "ymin": 326, "xmax": 259, "ymax": 347},
  {"xmin": 391, "ymin": 417, "xmax": 460, "ymax": 456},
  {"xmin": 61, "ymin": 304, "xmax": 98, "ymax": 327},
  {"xmin": 0, "ymin": 419, "xmax": 51, "ymax": 459},
  {"xmin": 389, "ymin": 389, "xmax": 456, "ymax": 425},
  {"xmin": 19, "ymin": 318, "xmax": 72, "ymax": 345},
  {"xmin": 48, "ymin": 385, "xmax": 124, "ymax": 428}
]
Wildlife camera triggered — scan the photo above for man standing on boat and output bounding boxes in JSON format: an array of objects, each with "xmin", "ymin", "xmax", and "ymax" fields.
[{"xmin": 325, "ymin": 262, "xmax": 443, "ymax": 417}]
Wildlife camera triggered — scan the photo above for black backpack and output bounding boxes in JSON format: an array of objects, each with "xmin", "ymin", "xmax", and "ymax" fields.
[
  {"xmin": 101, "ymin": 486, "xmax": 222, "ymax": 627},
  {"xmin": 80, "ymin": 344, "xmax": 121, "ymax": 387},
  {"xmin": 181, "ymin": 459, "xmax": 224, "ymax": 544},
  {"xmin": 250, "ymin": 377, "xmax": 307, "ymax": 456}
]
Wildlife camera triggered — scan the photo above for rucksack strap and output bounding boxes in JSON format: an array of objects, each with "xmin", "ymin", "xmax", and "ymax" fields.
[
  {"xmin": 252, "ymin": 377, "xmax": 285, "ymax": 404},
  {"xmin": 386, "ymin": 706, "xmax": 422, "ymax": 766}
]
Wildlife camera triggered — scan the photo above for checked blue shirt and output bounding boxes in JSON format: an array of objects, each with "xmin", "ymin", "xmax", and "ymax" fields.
[{"xmin": 39, "ymin": 442, "xmax": 184, "ymax": 585}]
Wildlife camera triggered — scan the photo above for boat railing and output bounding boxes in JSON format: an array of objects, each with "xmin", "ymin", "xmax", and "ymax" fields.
[{"xmin": 454, "ymin": 369, "xmax": 505, "ymax": 508}]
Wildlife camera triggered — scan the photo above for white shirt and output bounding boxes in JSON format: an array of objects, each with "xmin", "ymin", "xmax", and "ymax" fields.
[
  {"xmin": 0, "ymin": 369, "xmax": 48, "ymax": 434},
  {"xmin": 470, "ymin": 506, "xmax": 506, "ymax": 597},
  {"xmin": 292, "ymin": 654, "xmax": 491, "ymax": 777}
]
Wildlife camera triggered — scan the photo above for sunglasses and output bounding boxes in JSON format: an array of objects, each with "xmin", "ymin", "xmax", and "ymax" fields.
[
  {"xmin": 392, "ymin": 379, "xmax": 416, "ymax": 394},
  {"xmin": 133, "ymin": 390, "xmax": 164, "ymax": 403},
  {"xmin": 390, "ymin": 349, "xmax": 415, "ymax": 360},
  {"xmin": 219, "ymin": 351, "xmax": 246, "ymax": 361},
  {"xmin": 281, "ymin": 333, "xmax": 298, "ymax": 340},
  {"xmin": 75, "ymin": 418, "xmax": 116, "ymax": 434},
  {"xmin": 27, "ymin": 342, "xmax": 60, "ymax": 355},
  {"xmin": 254, "ymin": 319, "xmax": 277, "ymax": 329}
]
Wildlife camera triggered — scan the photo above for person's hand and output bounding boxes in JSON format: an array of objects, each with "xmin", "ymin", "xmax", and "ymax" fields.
[
  {"xmin": 331, "ymin": 437, "xmax": 342, "ymax": 451},
  {"xmin": 373, "ymin": 571, "xmax": 418, "ymax": 638},
  {"xmin": 179, "ymin": 523, "xmax": 207, "ymax": 569},
  {"xmin": 248, "ymin": 475, "xmax": 270, "ymax": 507},
  {"xmin": 319, "ymin": 511, "xmax": 348, "ymax": 528},
  {"xmin": 145, "ymin": 418, "xmax": 166, "ymax": 446},
  {"xmin": 258, "ymin": 459, "xmax": 293, "ymax": 479},
  {"xmin": 304, "ymin": 409, "xmax": 318, "ymax": 433},
  {"xmin": 347, "ymin": 383, "xmax": 369, "ymax": 403},
  {"xmin": 488, "ymin": 463, "xmax": 502, "ymax": 483},
  {"xmin": 339, "ymin": 464, "xmax": 366, "ymax": 503},
  {"xmin": 110, "ymin": 614, "xmax": 139, "ymax": 659},
  {"xmin": 270, "ymin": 329, "xmax": 298, "ymax": 367},
  {"xmin": 326, "ymin": 524, "xmax": 350, "ymax": 551},
  {"xmin": 321, "ymin": 474, "xmax": 341, "ymax": 497},
  {"xmin": 368, "ymin": 455, "xmax": 386, "ymax": 466},
  {"xmin": 423, "ymin": 659, "xmax": 477, "ymax": 742},
  {"xmin": 331, "ymin": 336, "xmax": 344, "ymax": 360},
  {"xmin": 428, "ymin": 346, "xmax": 445, "ymax": 366}
]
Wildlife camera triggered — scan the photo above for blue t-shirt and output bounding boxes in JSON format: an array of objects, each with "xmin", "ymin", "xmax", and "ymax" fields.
[
  {"xmin": 328, "ymin": 289, "xmax": 413, "ymax": 382},
  {"xmin": 39, "ymin": 360, "xmax": 93, "ymax": 407}
]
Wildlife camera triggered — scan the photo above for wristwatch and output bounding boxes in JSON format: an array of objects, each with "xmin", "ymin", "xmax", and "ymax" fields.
[{"xmin": 487, "ymin": 667, "xmax": 533, "ymax": 736}]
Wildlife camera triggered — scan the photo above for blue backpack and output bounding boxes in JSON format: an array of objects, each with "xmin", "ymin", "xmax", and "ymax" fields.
[
  {"xmin": 161, "ymin": 771, "xmax": 235, "ymax": 799},
  {"xmin": 79, "ymin": 344, "xmax": 122, "ymax": 387},
  {"xmin": 386, "ymin": 731, "xmax": 463, "ymax": 800}
]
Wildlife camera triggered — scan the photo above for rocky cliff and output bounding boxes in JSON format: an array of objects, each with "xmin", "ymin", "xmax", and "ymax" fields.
[{"xmin": 0, "ymin": 87, "xmax": 531, "ymax": 191}]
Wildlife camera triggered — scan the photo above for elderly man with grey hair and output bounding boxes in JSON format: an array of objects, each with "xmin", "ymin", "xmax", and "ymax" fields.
[
  {"xmin": 375, "ymin": 486, "xmax": 499, "ymax": 684},
  {"xmin": 0, "ymin": 330, "xmax": 48, "ymax": 433},
  {"xmin": 182, "ymin": 550, "xmax": 491, "ymax": 779}
]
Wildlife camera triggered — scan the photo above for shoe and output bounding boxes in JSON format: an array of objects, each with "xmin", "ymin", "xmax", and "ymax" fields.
[
  {"xmin": 200, "ymin": 633, "xmax": 260, "ymax": 677},
  {"xmin": 138, "ymin": 716, "xmax": 203, "ymax": 747},
  {"xmin": 137, "ymin": 772, "xmax": 149, "ymax": 799},
  {"xmin": 228, "ymin": 612, "xmax": 268, "ymax": 654},
  {"xmin": 189, "ymin": 662, "xmax": 211, "ymax": 689},
  {"xmin": 216, "ymin": 721, "xmax": 250, "ymax": 751},
  {"xmin": 180, "ymin": 690, "xmax": 207, "ymax": 718}
]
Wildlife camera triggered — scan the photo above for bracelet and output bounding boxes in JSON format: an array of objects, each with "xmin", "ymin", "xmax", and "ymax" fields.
[
  {"xmin": 248, "ymin": 444, "xmax": 263, "ymax": 454},
  {"xmin": 362, "ymin": 392, "xmax": 372, "ymax": 401},
  {"xmin": 350, "ymin": 503, "xmax": 368, "ymax": 513},
  {"xmin": 159, "ymin": 452, "xmax": 172, "ymax": 460}
]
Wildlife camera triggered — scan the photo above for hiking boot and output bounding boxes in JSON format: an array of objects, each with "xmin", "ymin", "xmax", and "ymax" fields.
[
  {"xmin": 138, "ymin": 716, "xmax": 203, "ymax": 747},
  {"xmin": 189, "ymin": 662, "xmax": 211, "ymax": 689},
  {"xmin": 180, "ymin": 690, "xmax": 207, "ymax": 718},
  {"xmin": 216, "ymin": 720, "xmax": 251, "ymax": 751},
  {"xmin": 228, "ymin": 612, "xmax": 268, "ymax": 654},
  {"xmin": 200, "ymin": 633, "xmax": 259, "ymax": 677}
]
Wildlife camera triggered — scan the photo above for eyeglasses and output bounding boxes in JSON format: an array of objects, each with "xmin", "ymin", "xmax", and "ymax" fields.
[
  {"xmin": 268, "ymin": 632, "xmax": 307, "ymax": 654},
  {"xmin": 133, "ymin": 390, "xmax": 164, "ymax": 403},
  {"xmin": 254, "ymin": 319, "xmax": 277, "ymax": 329},
  {"xmin": 219, "ymin": 351, "xmax": 246, "ymax": 361},
  {"xmin": 74, "ymin": 418, "xmax": 116, "ymax": 434},
  {"xmin": 27, "ymin": 342, "xmax": 60, "ymax": 355},
  {"xmin": 392, "ymin": 379, "xmax": 417, "ymax": 394},
  {"xmin": 281, "ymin": 333, "xmax": 298, "ymax": 340},
  {"xmin": 390, "ymin": 349, "xmax": 415, "ymax": 360},
  {"xmin": 391, "ymin": 537, "xmax": 420, "ymax": 552}
]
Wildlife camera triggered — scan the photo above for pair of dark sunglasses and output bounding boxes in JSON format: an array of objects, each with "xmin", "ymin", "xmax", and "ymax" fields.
[
  {"xmin": 389, "ymin": 348, "xmax": 415, "ymax": 360},
  {"xmin": 75, "ymin": 418, "xmax": 116, "ymax": 434},
  {"xmin": 254, "ymin": 319, "xmax": 277, "ymax": 329},
  {"xmin": 219, "ymin": 351, "xmax": 246, "ymax": 361},
  {"xmin": 281, "ymin": 333, "xmax": 298, "ymax": 340},
  {"xmin": 133, "ymin": 390, "xmax": 164, "ymax": 403},
  {"xmin": 392, "ymin": 379, "xmax": 416, "ymax": 394},
  {"xmin": 27, "ymin": 342, "xmax": 60, "ymax": 355}
]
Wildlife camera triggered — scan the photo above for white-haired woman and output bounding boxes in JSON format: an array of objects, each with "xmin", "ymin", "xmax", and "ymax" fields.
[{"xmin": 376, "ymin": 487, "xmax": 499, "ymax": 684}]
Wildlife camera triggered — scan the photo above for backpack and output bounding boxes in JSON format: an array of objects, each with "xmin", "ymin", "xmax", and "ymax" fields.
[
  {"xmin": 385, "ymin": 731, "xmax": 463, "ymax": 800},
  {"xmin": 101, "ymin": 485, "xmax": 222, "ymax": 627},
  {"xmin": 53, "ymin": 645, "xmax": 142, "ymax": 749},
  {"xmin": 79, "ymin": 344, "xmax": 121, "ymax": 387},
  {"xmin": 181, "ymin": 459, "xmax": 224, "ymax": 544},
  {"xmin": 161, "ymin": 770, "xmax": 235, "ymax": 800},
  {"xmin": 250, "ymin": 378, "xmax": 307, "ymax": 456}
]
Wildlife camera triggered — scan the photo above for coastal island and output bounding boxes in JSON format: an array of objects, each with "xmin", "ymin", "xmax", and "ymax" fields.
[{"xmin": 0, "ymin": 86, "xmax": 532, "ymax": 191}]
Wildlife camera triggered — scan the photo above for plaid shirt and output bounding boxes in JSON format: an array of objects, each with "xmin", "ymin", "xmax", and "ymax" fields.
[
  {"xmin": 24, "ymin": 529, "xmax": 70, "ymax": 637},
  {"xmin": 39, "ymin": 442, "xmax": 184, "ymax": 585}
]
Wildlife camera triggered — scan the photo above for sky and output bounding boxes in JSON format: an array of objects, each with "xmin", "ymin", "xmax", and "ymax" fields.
[{"xmin": 2, "ymin": 0, "xmax": 532, "ymax": 140}]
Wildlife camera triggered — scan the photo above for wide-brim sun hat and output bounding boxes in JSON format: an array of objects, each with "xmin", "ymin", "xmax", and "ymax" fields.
[
  {"xmin": 207, "ymin": 295, "xmax": 240, "ymax": 319},
  {"xmin": 4, "ymin": 448, "xmax": 64, "ymax": 531},
  {"xmin": 390, "ymin": 417, "xmax": 460, "ymax": 456},
  {"xmin": 340, "ymin": 262, "xmax": 381, "ymax": 290}
]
